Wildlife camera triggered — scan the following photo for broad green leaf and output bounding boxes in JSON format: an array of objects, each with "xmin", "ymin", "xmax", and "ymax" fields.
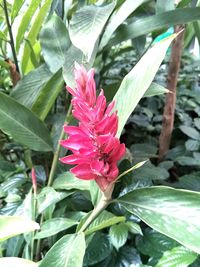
[
  {"xmin": 31, "ymin": 69, "xmax": 64, "ymax": 120},
  {"xmin": 100, "ymin": 0, "xmax": 148, "ymax": 49},
  {"xmin": 0, "ymin": 92, "xmax": 52, "ymax": 151},
  {"xmin": 12, "ymin": 67, "xmax": 63, "ymax": 121},
  {"xmin": 118, "ymin": 186, "xmax": 200, "ymax": 254},
  {"xmin": 180, "ymin": 125, "xmax": 200, "ymax": 140},
  {"xmin": 144, "ymin": 83, "xmax": 170, "ymax": 97},
  {"xmin": 39, "ymin": 233, "xmax": 85, "ymax": 267},
  {"xmin": 0, "ymin": 257, "xmax": 38, "ymax": 267},
  {"xmin": 109, "ymin": 7, "xmax": 200, "ymax": 46},
  {"xmin": 155, "ymin": 246, "xmax": 197, "ymax": 267},
  {"xmin": 114, "ymin": 34, "xmax": 176, "ymax": 137},
  {"xmin": 104, "ymin": 82, "xmax": 168, "ymax": 102},
  {"xmin": 85, "ymin": 210, "xmax": 125, "ymax": 235},
  {"xmin": 174, "ymin": 173, "xmax": 200, "ymax": 192},
  {"xmin": 53, "ymin": 172, "xmax": 90, "ymax": 191},
  {"xmin": 109, "ymin": 223, "xmax": 128, "ymax": 250},
  {"xmin": 40, "ymin": 14, "xmax": 71, "ymax": 73},
  {"xmin": 84, "ymin": 232, "xmax": 112, "ymax": 266},
  {"xmin": 37, "ymin": 187, "xmax": 73, "ymax": 214},
  {"xmin": 0, "ymin": 216, "xmax": 39, "ymax": 241},
  {"xmin": 69, "ymin": 2, "xmax": 115, "ymax": 60},
  {"xmin": 35, "ymin": 218, "xmax": 77, "ymax": 239},
  {"xmin": 21, "ymin": 0, "xmax": 53, "ymax": 73},
  {"xmin": 6, "ymin": 235, "xmax": 24, "ymax": 257},
  {"xmin": 11, "ymin": 0, "xmax": 25, "ymax": 21},
  {"xmin": 16, "ymin": 0, "xmax": 40, "ymax": 52},
  {"xmin": 11, "ymin": 64, "xmax": 52, "ymax": 109},
  {"xmin": 136, "ymin": 229, "xmax": 177, "ymax": 258}
]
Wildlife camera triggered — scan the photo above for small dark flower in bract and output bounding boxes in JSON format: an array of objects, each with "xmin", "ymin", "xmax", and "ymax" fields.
[{"xmin": 60, "ymin": 64, "xmax": 125, "ymax": 191}]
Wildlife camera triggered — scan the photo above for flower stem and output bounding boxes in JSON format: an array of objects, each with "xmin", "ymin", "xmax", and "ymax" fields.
[
  {"xmin": 3, "ymin": 0, "xmax": 19, "ymax": 73},
  {"xmin": 47, "ymin": 103, "xmax": 72, "ymax": 187},
  {"xmin": 78, "ymin": 195, "xmax": 111, "ymax": 233},
  {"xmin": 78, "ymin": 183, "xmax": 114, "ymax": 233}
]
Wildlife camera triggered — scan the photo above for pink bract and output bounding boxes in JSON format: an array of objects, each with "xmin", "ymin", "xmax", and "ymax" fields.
[{"xmin": 60, "ymin": 64, "xmax": 126, "ymax": 191}]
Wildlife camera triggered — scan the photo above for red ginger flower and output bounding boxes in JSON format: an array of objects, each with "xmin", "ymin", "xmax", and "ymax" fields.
[{"xmin": 60, "ymin": 64, "xmax": 126, "ymax": 191}]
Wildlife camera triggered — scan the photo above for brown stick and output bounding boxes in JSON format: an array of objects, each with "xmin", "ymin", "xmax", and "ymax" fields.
[
  {"xmin": 158, "ymin": 26, "xmax": 185, "ymax": 162},
  {"xmin": 5, "ymin": 59, "xmax": 20, "ymax": 86}
]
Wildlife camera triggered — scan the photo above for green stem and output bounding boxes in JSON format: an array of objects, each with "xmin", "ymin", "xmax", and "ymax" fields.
[
  {"xmin": 3, "ymin": 0, "xmax": 20, "ymax": 73},
  {"xmin": 47, "ymin": 103, "xmax": 72, "ymax": 187},
  {"xmin": 78, "ymin": 183, "xmax": 115, "ymax": 233},
  {"xmin": 78, "ymin": 195, "xmax": 111, "ymax": 233},
  {"xmin": 31, "ymin": 194, "xmax": 37, "ymax": 261}
]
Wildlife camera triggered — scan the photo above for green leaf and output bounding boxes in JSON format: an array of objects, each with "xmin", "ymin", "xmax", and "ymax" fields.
[
  {"xmin": 126, "ymin": 221, "xmax": 143, "ymax": 235},
  {"xmin": 34, "ymin": 218, "xmax": 77, "ymax": 239},
  {"xmin": 109, "ymin": 223, "xmax": 128, "ymax": 250},
  {"xmin": 118, "ymin": 186, "xmax": 200, "ymax": 254},
  {"xmin": 16, "ymin": 0, "xmax": 40, "ymax": 52},
  {"xmin": 100, "ymin": 0, "xmax": 148, "ymax": 49},
  {"xmin": 114, "ymin": 34, "xmax": 176, "ymax": 137},
  {"xmin": 0, "ymin": 257, "xmax": 38, "ymax": 267},
  {"xmin": 11, "ymin": 64, "xmax": 52, "ymax": 109},
  {"xmin": 0, "ymin": 59, "xmax": 9, "ymax": 68},
  {"xmin": 53, "ymin": 172, "xmax": 90, "ymax": 191},
  {"xmin": 84, "ymin": 232, "xmax": 112, "ymax": 266},
  {"xmin": 194, "ymin": 118, "xmax": 200, "ymax": 130},
  {"xmin": 39, "ymin": 233, "xmax": 85, "ymax": 267},
  {"xmin": 37, "ymin": 187, "xmax": 73, "ymax": 214},
  {"xmin": 21, "ymin": 0, "xmax": 53, "ymax": 73},
  {"xmin": 109, "ymin": 7, "xmax": 200, "ymax": 46},
  {"xmin": 176, "ymin": 156, "xmax": 200, "ymax": 166},
  {"xmin": 155, "ymin": 246, "xmax": 197, "ymax": 267},
  {"xmin": 11, "ymin": 0, "xmax": 25, "ymax": 21},
  {"xmin": 11, "ymin": 66, "xmax": 63, "ymax": 120},
  {"xmin": 156, "ymin": 0, "xmax": 174, "ymax": 13},
  {"xmin": 174, "ymin": 173, "xmax": 200, "ymax": 192},
  {"xmin": 144, "ymin": 83, "xmax": 170, "ymax": 97},
  {"xmin": 85, "ymin": 210, "xmax": 125, "ymax": 235},
  {"xmin": 185, "ymin": 139, "xmax": 200, "ymax": 151},
  {"xmin": 136, "ymin": 229, "xmax": 177, "ymax": 258},
  {"xmin": 180, "ymin": 125, "xmax": 200, "ymax": 140},
  {"xmin": 0, "ymin": 30, "xmax": 7, "ymax": 41},
  {"xmin": 0, "ymin": 92, "xmax": 52, "ymax": 151},
  {"xmin": 40, "ymin": 14, "xmax": 71, "ymax": 73},
  {"xmin": 62, "ymin": 45, "xmax": 87, "ymax": 87},
  {"xmin": 31, "ymin": 69, "xmax": 64, "ymax": 120},
  {"xmin": 0, "ymin": 216, "xmax": 39, "ymax": 241},
  {"xmin": 89, "ymin": 180, "xmax": 102, "ymax": 206},
  {"xmin": 69, "ymin": 2, "xmax": 115, "ymax": 60}
]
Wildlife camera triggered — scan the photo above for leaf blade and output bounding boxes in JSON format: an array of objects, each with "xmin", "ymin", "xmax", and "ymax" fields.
[
  {"xmin": 114, "ymin": 34, "xmax": 176, "ymax": 137},
  {"xmin": 0, "ymin": 92, "xmax": 52, "ymax": 151},
  {"xmin": 118, "ymin": 186, "xmax": 200, "ymax": 254},
  {"xmin": 0, "ymin": 216, "xmax": 39, "ymax": 241}
]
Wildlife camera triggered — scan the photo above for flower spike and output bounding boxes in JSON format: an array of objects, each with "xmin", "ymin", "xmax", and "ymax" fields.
[{"xmin": 60, "ymin": 64, "xmax": 125, "ymax": 191}]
